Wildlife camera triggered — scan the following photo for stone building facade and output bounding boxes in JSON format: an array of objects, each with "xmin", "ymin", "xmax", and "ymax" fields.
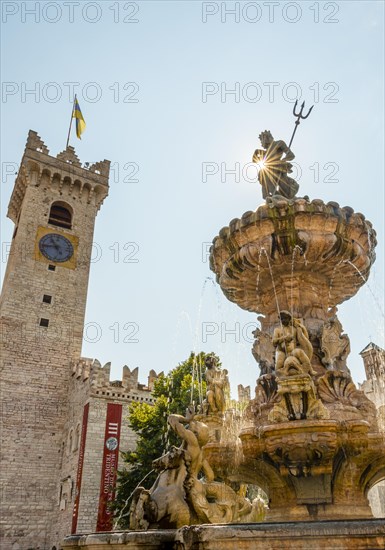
[
  {"xmin": 359, "ymin": 342, "xmax": 385, "ymax": 517},
  {"xmin": 0, "ymin": 132, "xmax": 159, "ymax": 549}
]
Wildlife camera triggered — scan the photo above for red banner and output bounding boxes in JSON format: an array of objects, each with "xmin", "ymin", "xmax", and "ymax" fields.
[
  {"xmin": 71, "ymin": 402, "xmax": 89, "ymax": 534},
  {"xmin": 96, "ymin": 403, "xmax": 123, "ymax": 531}
]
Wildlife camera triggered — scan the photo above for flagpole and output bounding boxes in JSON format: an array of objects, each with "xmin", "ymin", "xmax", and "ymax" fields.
[{"xmin": 66, "ymin": 95, "xmax": 76, "ymax": 149}]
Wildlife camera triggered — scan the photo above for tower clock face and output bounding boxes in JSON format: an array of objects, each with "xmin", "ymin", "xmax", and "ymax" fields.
[{"xmin": 39, "ymin": 233, "xmax": 74, "ymax": 263}]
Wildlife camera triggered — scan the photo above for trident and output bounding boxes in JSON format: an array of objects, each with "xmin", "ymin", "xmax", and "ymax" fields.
[{"xmin": 288, "ymin": 100, "xmax": 314, "ymax": 148}]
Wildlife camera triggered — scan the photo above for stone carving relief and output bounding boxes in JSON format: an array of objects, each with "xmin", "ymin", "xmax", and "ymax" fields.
[
  {"xmin": 320, "ymin": 316, "xmax": 351, "ymax": 372},
  {"xmin": 247, "ymin": 375, "xmax": 278, "ymax": 421},
  {"xmin": 252, "ymin": 328, "xmax": 275, "ymax": 374},
  {"xmin": 318, "ymin": 370, "xmax": 377, "ymax": 426}
]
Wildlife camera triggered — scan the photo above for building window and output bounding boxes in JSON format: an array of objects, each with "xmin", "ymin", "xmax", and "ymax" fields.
[
  {"xmin": 48, "ymin": 202, "xmax": 73, "ymax": 229},
  {"xmin": 48, "ymin": 264, "xmax": 56, "ymax": 271},
  {"xmin": 39, "ymin": 318, "xmax": 49, "ymax": 327},
  {"xmin": 43, "ymin": 294, "xmax": 52, "ymax": 304}
]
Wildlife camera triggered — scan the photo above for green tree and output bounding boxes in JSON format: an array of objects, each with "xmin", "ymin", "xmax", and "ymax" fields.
[{"xmin": 113, "ymin": 351, "xmax": 221, "ymax": 527}]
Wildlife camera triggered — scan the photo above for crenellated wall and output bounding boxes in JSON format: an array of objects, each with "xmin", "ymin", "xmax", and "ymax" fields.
[
  {"xmin": 7, "ymin": 131, "xmax": 110, "ymax": 224},
  {"xmin": 56, "ymin": 359, "xmax": 160, "ymax": 541}
]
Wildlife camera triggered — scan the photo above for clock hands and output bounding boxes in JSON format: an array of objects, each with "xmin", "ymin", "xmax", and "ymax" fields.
[{"xmin": 39, "ymin": 233, "xmax": 73, "ymax": 263}]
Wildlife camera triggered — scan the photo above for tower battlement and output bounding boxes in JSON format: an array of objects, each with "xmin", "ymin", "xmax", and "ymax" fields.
[
  {"xmin": 71, "ymin": 358, "xmax": 163, "ymax": 402},
  {"xmin": 7, "ymin": 130, "xmax": 110, "ymax": 222}
]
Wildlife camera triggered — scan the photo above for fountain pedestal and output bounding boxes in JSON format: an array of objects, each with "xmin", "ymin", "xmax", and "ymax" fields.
[{"xmin": 208, "ymin": 196, "xmax": 385, "ymax": 522}]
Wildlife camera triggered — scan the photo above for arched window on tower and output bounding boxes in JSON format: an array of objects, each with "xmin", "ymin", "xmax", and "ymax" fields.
[{"xmin": 48, "ymin": 202, "xmax": 73, "ymax": 229}]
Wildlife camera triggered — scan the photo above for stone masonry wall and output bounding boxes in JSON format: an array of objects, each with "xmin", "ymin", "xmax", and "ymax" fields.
[
  {"xmin": 56, "ymin": 359, "xmax": 157, "ymax": 542},
  {"xmin": 0, "ymin": 132, "xmax": 109, "ymax": 550}
]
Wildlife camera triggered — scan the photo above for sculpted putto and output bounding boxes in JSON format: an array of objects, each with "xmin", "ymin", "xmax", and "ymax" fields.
[{"xmin": 252, "ymin": 130, "xmax": 299, "ymax": 200}]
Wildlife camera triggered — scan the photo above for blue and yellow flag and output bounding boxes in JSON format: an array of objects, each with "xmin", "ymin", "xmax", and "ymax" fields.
[{"xmin": 73, "ymin": 97, "xmax": 86, "ymax": 139}]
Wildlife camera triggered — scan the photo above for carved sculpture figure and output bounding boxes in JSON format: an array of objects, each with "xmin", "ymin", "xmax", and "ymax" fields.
[
  {"xmin": 252, "ymin": 130, "xmax": 299, "ymax": 199},
  {"xmin": 129, "ymin": 445, "xmax": 190, "ymax": 529},
  {"xmin": 269, "ymin": 311, "xmax": 328, "ymax": 422},
  {"xmin": 203, "ymin": 355, "xmax": 229, "ymax": 414},
  {"xmin": 129, "ymin": 408, "xmax": 266, "ymax": 529},
  {"xmin": 272, "ymin": 311, "xmax": 315, "ymax": 377}
]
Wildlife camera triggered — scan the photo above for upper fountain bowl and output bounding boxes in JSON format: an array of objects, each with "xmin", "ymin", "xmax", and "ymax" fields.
[{"xmin": 209, "ymin": 197, "xmax": 376, "ymax": 321}]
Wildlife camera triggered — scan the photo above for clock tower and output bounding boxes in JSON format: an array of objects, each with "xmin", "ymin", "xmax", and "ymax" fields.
[{"xmin": 0, "ymin": 131, "xmax": 110, "ymax": 548}]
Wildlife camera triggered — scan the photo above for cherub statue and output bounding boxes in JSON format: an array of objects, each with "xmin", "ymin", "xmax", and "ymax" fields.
[{"xmin": 252, "ymin": 130, "xmax": 299, "ymax": 199}]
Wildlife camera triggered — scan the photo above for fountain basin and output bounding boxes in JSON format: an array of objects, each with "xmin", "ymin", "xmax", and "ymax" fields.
[
  {"xmin": 201, "ymin": 417, "xmax": 385, "ymax": 522},
  {"xmin": 210, "ymin": 197, "xmax": 376, "ymax": 322},
  {"xmin": 63, "ymin": 519, "xmax": 385, "ymax": 549}
]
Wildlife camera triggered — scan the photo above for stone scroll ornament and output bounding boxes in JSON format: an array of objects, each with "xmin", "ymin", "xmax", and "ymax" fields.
[
  {"xmin": 320, "ymin": 315, "xmax": 351, "ymax": 372},
  {"xmin": 129, "ymin": 408, "xmax": 266, "ymax": 529}
]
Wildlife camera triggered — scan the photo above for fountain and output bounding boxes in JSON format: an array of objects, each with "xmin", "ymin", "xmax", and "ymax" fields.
[{"xmin": 63, "ymin": 124, "xmax": 385, "ymax": 548}]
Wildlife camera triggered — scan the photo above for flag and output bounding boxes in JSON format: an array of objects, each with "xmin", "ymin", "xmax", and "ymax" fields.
[{"xmin": 73, "ymin": 97, "xmax": 86, "ymax": 139}]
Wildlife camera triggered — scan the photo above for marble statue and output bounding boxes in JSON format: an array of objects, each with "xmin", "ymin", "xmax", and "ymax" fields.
[{"xmin": 252, "ymin": 130, "xmax": 299, "ymax": 199}]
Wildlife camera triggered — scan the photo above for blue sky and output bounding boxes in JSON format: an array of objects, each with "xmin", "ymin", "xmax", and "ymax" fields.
[{"xmin": 1, "ymin": 1, "xmax": 384, "ymax": 394}]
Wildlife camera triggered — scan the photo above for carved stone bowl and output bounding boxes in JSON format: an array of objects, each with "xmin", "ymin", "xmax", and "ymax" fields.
[{"xmin": 209, "ymin": 197, "xmax": 376, "ymax": 322}]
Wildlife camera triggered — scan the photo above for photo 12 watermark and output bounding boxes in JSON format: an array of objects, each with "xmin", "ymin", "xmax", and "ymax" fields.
[
  {"xmin": 1, "ymin": 81, "xmax": 139, "ymax": 104},
  {"xmin": 202, "ymin": 81, "xmax": 340, "ymax": 104},
  {"xmin": 201, "ymin": 160, "xmax": 339, "ymax": 185},
  {"xmin": 1, "ymin": 2, "xmax": 140, "ymax": 24},
  {"xmin": 201, "ymin": 2, "xmax": 340, "ymax": 24},
  {"xmin": 201, "ymin": 321, "xmax": 258, "ymax": 343}
]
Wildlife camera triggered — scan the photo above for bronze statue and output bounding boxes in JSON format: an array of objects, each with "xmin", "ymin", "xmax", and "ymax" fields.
[{"xmin": 252, "ymin": 130, "xmax": 299, "ymax": 199}]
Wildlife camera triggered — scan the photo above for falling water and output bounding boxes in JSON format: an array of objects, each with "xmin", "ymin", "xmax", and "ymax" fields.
[
  {"xmin": 113, "ymin": 467, "xmax": 155, "ymax": 528},
  {"xmin": 326, "ymin": 259, "xmax": 345, "ymax": 313},
  {"xmin": 191, "ymin": 277, "xmax": 219, "ymax": 405},
  {"xmin": 290, "ymin": 245, "xmax": 303, "ymax": 320},
  {"xmin": 172, "ymin": 310, "xmax": 194, "ymax": 358},
  {"xmin": 255, "ymin": 248, "xmax": 263, "ymax": 299},
  {"xmin": 343, "ymin": 260, "xmax": 384, "ymax": 318},
  {"xmin": 260, "ymin": 247, "xmax": 281, "ymax": 320}
]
